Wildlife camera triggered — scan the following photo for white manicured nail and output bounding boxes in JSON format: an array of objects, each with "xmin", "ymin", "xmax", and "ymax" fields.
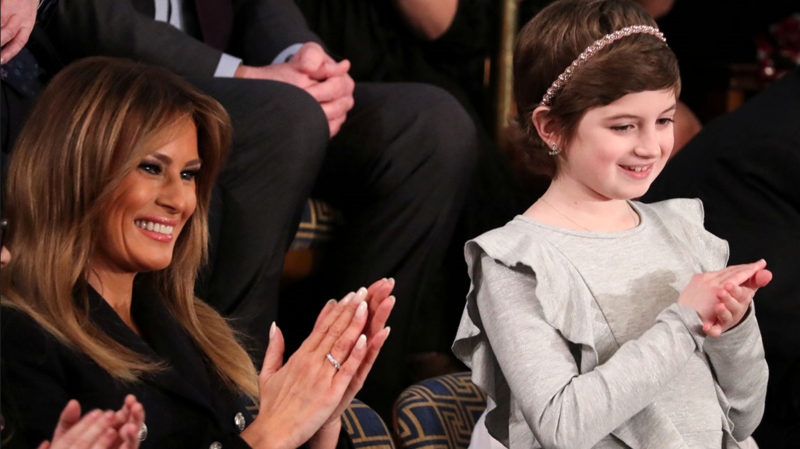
[
  {"xmin": 356, "ymin": 301, "xmax": 367, "ymax": 317},
  {"xmin": 341, "ymin": 292, "xmax": 355, "ymax": 305},
  {"xmin": 269, "ymin": 322, "xmax": 276, "ymax": 339},
  {"xmin": 355, "ymin": 334, "xmax": 367, "ymax": 350}
]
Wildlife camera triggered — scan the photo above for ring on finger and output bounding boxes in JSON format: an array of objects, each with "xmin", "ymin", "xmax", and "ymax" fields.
[{"xmin": 326, "ymin": 353, "xmax": 342, "ymax": 370}]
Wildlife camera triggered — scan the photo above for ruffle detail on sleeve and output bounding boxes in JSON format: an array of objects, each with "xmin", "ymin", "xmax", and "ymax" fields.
[
  {"xmin": 452, "ymin": 222, "xmax": 601, "ymax": 447},
  {"xmin": 645, "ymin": 198, "xmax": 730, "ymax": 272}
]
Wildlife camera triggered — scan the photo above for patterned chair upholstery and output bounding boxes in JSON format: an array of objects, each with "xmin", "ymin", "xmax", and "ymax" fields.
[
  {"xmin": 290, "ymin": 199, "xmax": 344, "ymax": 251},
  {"xmin": 283, "ymin": 199, "xmax": 345, "ymax": 282},
  {"xmin": 393, "ymin": 372, "xmax": 487, "ymax": 449},
  {"xmin": 343, "ymin": 399, "xmax": 396, "ymax": 449}
]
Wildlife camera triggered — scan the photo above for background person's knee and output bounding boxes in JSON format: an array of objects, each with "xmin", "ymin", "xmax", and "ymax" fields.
[
  {"xmin": 224, "ymin": 81, "xmax": 329, "ymax": 189},
  {"xmin": 407, "ymin": 84, "xmax": 479, "ymax": 183}
]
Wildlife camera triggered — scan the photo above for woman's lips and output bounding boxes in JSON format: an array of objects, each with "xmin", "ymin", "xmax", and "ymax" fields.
[{"xmin": 134, "ymin": 219, "xmax": 175, "ymax": 242}]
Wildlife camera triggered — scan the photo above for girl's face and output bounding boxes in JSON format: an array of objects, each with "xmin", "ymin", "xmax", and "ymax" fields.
[
  {"xmin": 559, "ymin": 89, "xmax": 677, "ymax": 200},
  {"xmin": 93, "ymin": 119, "xmax": 201, "ymax": 274}
]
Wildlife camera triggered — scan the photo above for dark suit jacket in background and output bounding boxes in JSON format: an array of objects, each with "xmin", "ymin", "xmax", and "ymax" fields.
[
  {"xmin": 0, "ymin": 25, "xmax": 62, "ymax": 154},
  {"xmin": 43, "ymin": 0, "xmax": 323, "ymax": 74},
  {"xmin": 644, "ymin": 67, "xmax": 800, "ymax": 448}
]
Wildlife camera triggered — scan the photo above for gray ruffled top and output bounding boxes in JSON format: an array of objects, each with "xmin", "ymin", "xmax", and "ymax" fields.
[{"xmin": 453, "ymin": 199, "xmax": 768, "ymax": 449}]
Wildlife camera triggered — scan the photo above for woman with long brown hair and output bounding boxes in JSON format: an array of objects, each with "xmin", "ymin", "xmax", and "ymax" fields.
[{"xmin": 1, "ymin": 56, "xmax": 394, "ymax": 449}]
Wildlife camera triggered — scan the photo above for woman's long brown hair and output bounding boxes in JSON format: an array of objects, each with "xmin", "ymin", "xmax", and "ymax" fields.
[{"xmin": 1, "ymin": 57, "xmax": 258, "ymax": 400}]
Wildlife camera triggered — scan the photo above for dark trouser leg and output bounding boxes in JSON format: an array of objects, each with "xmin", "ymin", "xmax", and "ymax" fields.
[
  {"xmin": 189, "ymin": 77, "xmax": 329, "ymax": 357},
  {"xmin": 313, "ymin": 82, "xmax": 478, "ymax": 418}
]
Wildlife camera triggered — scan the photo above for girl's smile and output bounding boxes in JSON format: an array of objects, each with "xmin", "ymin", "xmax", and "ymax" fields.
[{"xmin": 618, "ymin": 163, "xmax": 653, "ymax": 179}]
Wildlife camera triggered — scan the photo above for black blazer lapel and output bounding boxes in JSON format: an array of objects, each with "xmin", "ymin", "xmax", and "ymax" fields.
[{"xmin": 85, "ymin": 284, "xmax": 218, "ymax": 421}]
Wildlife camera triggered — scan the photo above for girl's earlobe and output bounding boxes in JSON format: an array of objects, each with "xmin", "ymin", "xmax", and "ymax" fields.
[{"xmin": 532, "ymin": 106, "xmax": 559, "ymax": 145}]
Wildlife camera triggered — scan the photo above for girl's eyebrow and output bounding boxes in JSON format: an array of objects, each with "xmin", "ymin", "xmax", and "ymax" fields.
[
  {"xmin": 662, "ymin": 104, "xmax": 678, "ymax": 113},
  {"xmin": 604, "ymin": 104, "xmax": 678, "ymax": 121},
  {"xmin": 604, "ymin": 114, "xmax": 641, "ymax": 121}
]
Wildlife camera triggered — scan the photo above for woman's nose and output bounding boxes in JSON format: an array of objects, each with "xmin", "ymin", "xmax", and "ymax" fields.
[{"xmin": 156, "ymin": 175, "xmax": 189, "ymax": 213}]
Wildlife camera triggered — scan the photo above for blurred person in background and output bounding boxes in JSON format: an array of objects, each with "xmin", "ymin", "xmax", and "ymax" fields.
[{"xmin": 645, "ymin": 66, "xmax": 800, "ymax": 449}]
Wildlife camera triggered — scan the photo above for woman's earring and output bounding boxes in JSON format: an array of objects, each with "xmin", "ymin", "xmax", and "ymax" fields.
[{"xmin": 548, "ymin": 142, "xmax": 561, "ymax": 156}]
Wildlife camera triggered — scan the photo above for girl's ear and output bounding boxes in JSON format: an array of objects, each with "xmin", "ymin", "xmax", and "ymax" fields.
[{"xmin": 532, "ymin": 106, "xmax": 562, "ymax": 147}]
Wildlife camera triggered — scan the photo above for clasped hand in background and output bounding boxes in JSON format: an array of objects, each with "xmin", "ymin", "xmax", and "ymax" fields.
[
  {"xmin": 234, "ymin": 42, "xmax": 355, "ymax": 138},
  {"xmin": 0, "ymin": 0, "xmax": 38, "ymax": 64}
]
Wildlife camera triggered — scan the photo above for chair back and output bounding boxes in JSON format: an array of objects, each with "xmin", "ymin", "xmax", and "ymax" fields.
[{"xmin": 394, "ymin": 372, "xmax": 487, "ymax": 448}]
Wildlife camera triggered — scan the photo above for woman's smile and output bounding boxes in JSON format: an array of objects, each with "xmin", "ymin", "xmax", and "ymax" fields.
[{"xmin": 133, "ymin": 217, "xmax": 179, "ymax": 242}]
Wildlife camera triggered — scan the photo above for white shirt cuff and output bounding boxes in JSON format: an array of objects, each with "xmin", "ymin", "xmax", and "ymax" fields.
[
  {"xmin": 214, "ymin": 53, "xmax": 243, "ymax": 78},
  {"xmin": 271, "ymin": 43, "xmax": 304, "ymax": 65}
]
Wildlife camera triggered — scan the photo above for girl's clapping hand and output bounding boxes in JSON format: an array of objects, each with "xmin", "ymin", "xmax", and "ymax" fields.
[
  {"xmin": 678, "ymin": 260, "xmax": 768, "ymax": 327},
  {"xmin": 704, "ymin": 265, "xmax": 772, "ymax": 338}
]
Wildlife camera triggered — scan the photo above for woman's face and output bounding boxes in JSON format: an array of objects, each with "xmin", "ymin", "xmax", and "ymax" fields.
[
  {"xmin": 559, "ymin": 89, "xmax": 677, "ymax": 200},
  {"xmin": 93, "ymin": 119, "xmax": 201, "ymax": 274}
]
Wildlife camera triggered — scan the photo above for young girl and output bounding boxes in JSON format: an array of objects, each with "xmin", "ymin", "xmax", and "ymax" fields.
[{"xmin": 453, "ymin": 1, "xmax": 772, "ymax": 448}]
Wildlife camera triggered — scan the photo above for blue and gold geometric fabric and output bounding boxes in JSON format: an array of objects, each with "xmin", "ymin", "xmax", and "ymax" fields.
[
  {"xmin": 289, "ymin": 199, "xmax": 344, "ymax": 250},
  {"xmin": 343, "ymin": 399, "xmax": 396, "ymax": 449},
  {"xmin": 393, "ymin": 372, "xmax": 487, "ymax": 449}
]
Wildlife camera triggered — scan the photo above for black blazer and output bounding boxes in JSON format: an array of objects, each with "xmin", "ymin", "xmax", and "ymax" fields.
[
  {"xmin": 644, "ymin": 67, "xmax": 800, "ymax": 447},
  {"xmin": 2, "ymin": 279, "xmax": 286, "ymax": 448},
  {"xmin": 42, "ymin": 0, "xmax": 324, "ymax": 77}
]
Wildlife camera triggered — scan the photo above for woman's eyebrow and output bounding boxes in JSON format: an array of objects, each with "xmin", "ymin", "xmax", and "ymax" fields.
[
  {"xmin": 150, "ymin": 153, "xmax": 172, "ymax": 165},
  {"xmin": 149, "ymin": 152, "xmax": 202, "ymax": 167}
]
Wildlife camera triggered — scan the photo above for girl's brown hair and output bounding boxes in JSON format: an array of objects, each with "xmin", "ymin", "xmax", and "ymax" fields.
[
  {"xmin": 514, "ymin": 0, "xmax": 681, "ymax": 178},
  {"xmin": 1, "ymin": 56, "xmax": 258, "ymax": 400}
]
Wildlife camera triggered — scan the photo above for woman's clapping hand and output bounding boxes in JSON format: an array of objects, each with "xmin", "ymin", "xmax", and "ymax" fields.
[
  {"xmin": 310, "ymin": 279, "xmax": 395, "ymax": 444},
  {"xmin": 37, "ymin": 396, "xmax": 145, "ymax": 449},
  {"xmin": 240, "ymin": 279, "xmax": 394, "ymax": 449}
]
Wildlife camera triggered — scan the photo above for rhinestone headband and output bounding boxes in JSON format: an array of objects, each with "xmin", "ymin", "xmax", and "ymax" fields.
[{"xmin": 540, "ymin": 25, "xmax": 667, "ymax": 106}]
